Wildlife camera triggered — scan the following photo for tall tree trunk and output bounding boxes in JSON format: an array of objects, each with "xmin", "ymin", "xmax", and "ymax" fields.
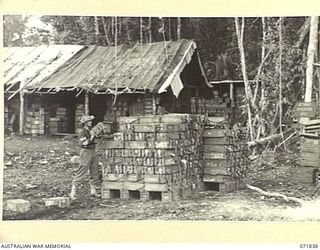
[
  {"xmin": 114, "ymin": 16, "xmax": 118, "ymax": 59},
  {"xmin": 148, "ymin": 17, "xmax": 152, "ymax": 43},
  {"xmin": 278, "ymin": 17, "xmax": 285, "ymax": 146},
  {"xmin": 234, "ymin": 17, "xmax": 254, "ymax": 140},
  {"xmin": 168, "ymin": 18, "xmax": 171, "ymax": 40},
  {"xmin": 111, "ymin": 17, "xmax": 115, "ymax": 36},
  {"xmin": 94, "ymin": 16, "xmax": 99, "ymax": 44},
  {"xmin": 101, "ymin": 17, "xmax": 110, "ymax": 45},
  {"xmin": 177, "ymin": 17, "xmax": 181, "ymax": 40},
  {"xmin": 140, "ymin": 17, "xmax": 143, "ymax": 44},
  {"xmin": 305, "ymin": 16, "xmax": 319, "ymax": 102}
]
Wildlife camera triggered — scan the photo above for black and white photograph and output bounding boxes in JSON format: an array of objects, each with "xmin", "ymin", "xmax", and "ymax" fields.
[{"xmin": 3, "ymin": 14, "xmax": 320, "ymax": 222}]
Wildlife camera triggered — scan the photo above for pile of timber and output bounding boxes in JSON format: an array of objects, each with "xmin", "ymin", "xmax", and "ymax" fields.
[
  {"xmin": 203, "ymin": 117, "xmax": 248, "ymax": 192},
  {"xmin": 101, "ymin": 114, "xmax": 206, "ymax": 201},
  {"xmin": 24, "ymin": 108, "xmax": 48, "ymax": 136}
]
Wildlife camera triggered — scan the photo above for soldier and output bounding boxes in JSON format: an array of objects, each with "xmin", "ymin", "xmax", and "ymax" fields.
[
  {"xmin": 312, "ymin": 170, "xmax": 320, "ymax": 199},
  {"xmin": 69, "ymin": 115, "xmax": 101, "ymax": 200}
]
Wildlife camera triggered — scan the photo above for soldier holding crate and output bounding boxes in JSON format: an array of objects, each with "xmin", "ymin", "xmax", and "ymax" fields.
[{"xmin": 69, "ymin": 115, "xmax": 101, "ymax": 200}]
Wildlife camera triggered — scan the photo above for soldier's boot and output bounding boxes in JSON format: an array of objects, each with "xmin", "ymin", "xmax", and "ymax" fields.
[
  {"xmin": 69, "ymin": 184, "xmax": 77, "ymax": 200},
  {"xmin": 90, "ymin": 184, "xmax": 100, "ymax": 198}
]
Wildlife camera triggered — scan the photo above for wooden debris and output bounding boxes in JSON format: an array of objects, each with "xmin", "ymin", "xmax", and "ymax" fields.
[{"xmin": 246, "ymin": 184, "xmax": 303, "ymax": 205}]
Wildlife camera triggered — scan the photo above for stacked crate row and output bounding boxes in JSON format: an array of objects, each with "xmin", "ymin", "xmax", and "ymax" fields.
[
  {"xmin": 47, "ymin": 107, "xmax": 70, "ymax": 134},
  {"xmin": 48, "ymin": 117, "xmax": 60, "ymax": 134},
  {"xmin": 295, "ymin": 135, "xmax": 320, "ymax": 184},
  {"xmin": 203, "ymin": 117, "xmax": 248, "ymax": 192},
  {"xmin": 113, "ymin": 99, "xmax": 129, "ymax": 117},
  {"xmin": 24, "ymin": 108, "xmax": 48, "ymax": 136},
  {"xmin": 101, "ymin": 114, "xmax": 206, "ymax": 201},
  {"xmin": 143, "ymin": 95, "xmax": 155, "ymax": 115},
  {"xmin": 191, "ymin": 97, "xmax": 230, "ymax": 117},
  {"xmin": 103, "ymin": 95, "xmax": 163, "ymax": 118},
  {"xmin": 55, "ymin": 107, "xmax": 69, "ymax": 133},
  {"xmin": 129, "ymin": 96, "xmax": 144, "ymax": 116}
]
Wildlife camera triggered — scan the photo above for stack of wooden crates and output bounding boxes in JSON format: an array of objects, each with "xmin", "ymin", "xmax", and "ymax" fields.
[
  {"xmin": 191, "ymin": 97, "xmax": 229, "ymax": 117},
  {"xmin": 294, "ymin": 119, "xmax": 320, "ymax": 184},
  {"xmin": 101, "ymin": 114, "xmax": 206, "ymax": 201},
  {"xmin": 203, "ymin": 117, "xmax": 248, "ymax": 192},
  {"xmin": 24, "ymin": 107, "xmax": 48, "ymax": 136},
  {"xmin": 292, "ymin": 101, "xmax": 319, "ymax": 184}
]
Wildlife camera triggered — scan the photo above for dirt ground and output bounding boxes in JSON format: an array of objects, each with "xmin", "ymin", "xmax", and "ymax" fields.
[{"xmin": 2, "ymin": 135, "xmax": 320, "ymax": 221}]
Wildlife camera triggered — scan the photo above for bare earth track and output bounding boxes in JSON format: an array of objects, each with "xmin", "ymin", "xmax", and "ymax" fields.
[{"xmin": 3, "ymin": 135, "xmax": 319, "ymax": 221}]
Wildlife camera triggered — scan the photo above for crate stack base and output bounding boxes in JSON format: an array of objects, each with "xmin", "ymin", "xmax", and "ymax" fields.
[
  {"xmin": 202, "ymin": 117, "xmax": 248, "ymax": 192},
  {"xmin": 101, "ymin": 113, "xmax": 205, "ymax": 201}
]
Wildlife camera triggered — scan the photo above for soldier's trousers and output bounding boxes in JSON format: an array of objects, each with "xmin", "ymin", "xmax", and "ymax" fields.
[{"xmin": 72, "ymin": 148, "xmax": 100, "ymax": 187}]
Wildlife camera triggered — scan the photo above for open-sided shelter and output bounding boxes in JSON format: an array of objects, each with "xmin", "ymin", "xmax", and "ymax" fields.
[{"xmin": 4, "ymin": 39, "xmax": 212, "ymax": 135}]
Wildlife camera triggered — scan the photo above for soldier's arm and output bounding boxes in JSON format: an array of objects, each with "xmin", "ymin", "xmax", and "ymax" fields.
[{"xmin": 78, "ymin": 129, "xmax": 91, "ymax": 146}]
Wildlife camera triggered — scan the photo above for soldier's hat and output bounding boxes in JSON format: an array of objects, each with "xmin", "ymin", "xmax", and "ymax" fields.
[{"xmin": 79, "ymin": 115, "xmax": 95, "ymax": 124}]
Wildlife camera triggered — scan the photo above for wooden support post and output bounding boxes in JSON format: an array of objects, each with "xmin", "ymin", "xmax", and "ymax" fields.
[
  {"xmin": 19, "ymin": 90, "xmax": 25, "ymax": 135},
  {"xmin": 85, "ymin": 91, "xmax": 89, "ymax": 115},
  {"xmin": 230, "ymin": 83, "xmax": 234, "ymax": 102},
  {"xmin": 152, "ymin": 94, "xmax": 157, "ymax": 115}
]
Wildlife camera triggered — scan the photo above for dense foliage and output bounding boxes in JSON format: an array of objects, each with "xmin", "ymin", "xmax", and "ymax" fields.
[{"xmin": 4, "ymin": 15, "xmax": 315, "ymax": 139}]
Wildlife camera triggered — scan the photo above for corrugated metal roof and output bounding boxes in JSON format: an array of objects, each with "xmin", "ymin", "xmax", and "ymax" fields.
[
  {"xmin": 4, "ymin": 39, "xmax": 210, "ymax": 95},
  {"xmin": 4, "ymin": 45, "xmax": 85, "ymax": 89}
]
